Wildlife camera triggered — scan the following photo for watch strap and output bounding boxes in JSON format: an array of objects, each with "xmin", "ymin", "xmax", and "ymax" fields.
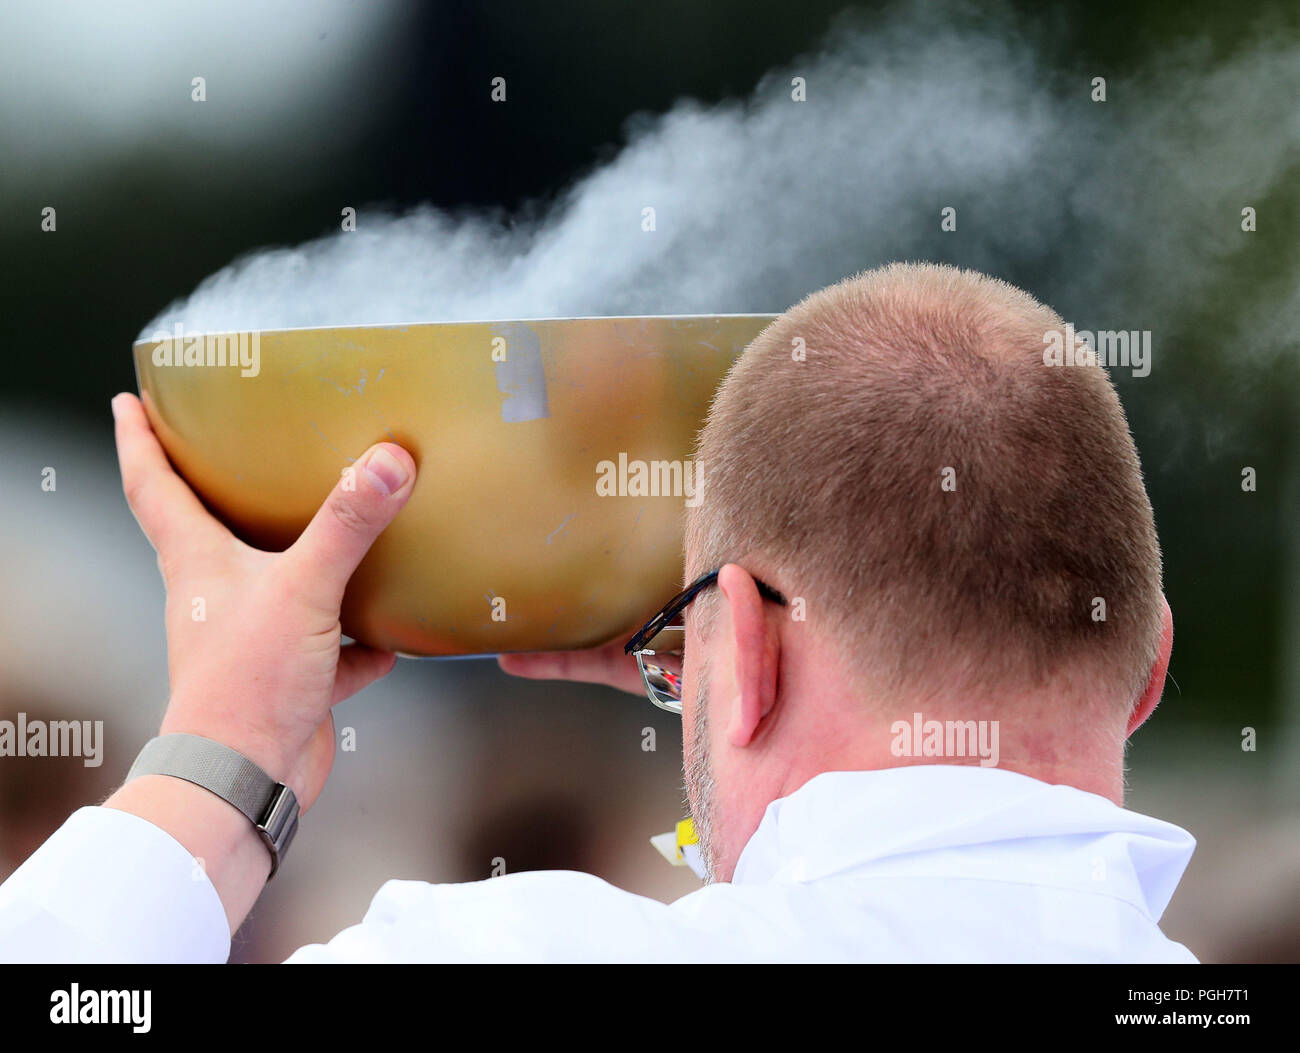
[{"xmin": 126, "ymin": 733, "xmax": 299, "ymax": 879}]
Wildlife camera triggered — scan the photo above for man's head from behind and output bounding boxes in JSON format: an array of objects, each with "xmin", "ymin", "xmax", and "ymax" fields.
[{"xmin": 680, "ymin": 262, "xmax": 1172, "ymax": 881}]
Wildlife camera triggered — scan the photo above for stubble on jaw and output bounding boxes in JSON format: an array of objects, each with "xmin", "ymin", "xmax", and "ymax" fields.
[{"xmin": 682, "ymin": 657, "xmax": 717, "ymax": 883}]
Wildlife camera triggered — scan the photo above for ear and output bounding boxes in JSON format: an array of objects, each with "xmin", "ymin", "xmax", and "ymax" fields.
[
  {"xmin": 1127, "ymin": 595, "xmax": 1173, "ymax": 736},
  {"xmin": 715, "ymin": 563, "xmax": 781, "ymax": 748}
]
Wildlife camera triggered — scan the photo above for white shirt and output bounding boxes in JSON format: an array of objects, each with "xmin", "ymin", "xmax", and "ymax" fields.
[{"xmin": 0, "ymin": 766, "xmax": 1198, "ymax": 963}]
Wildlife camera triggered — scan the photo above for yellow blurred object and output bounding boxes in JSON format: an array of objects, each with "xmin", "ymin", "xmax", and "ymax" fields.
[
  {"xmin": 649, "ymin": 817, "xmax": 705, "ymax": 876},
  {"xmin": 132, "ymin": 316, "xmax": 773, "ymax": 656},
  {"xmin": 676, "ymin": 817, "xmax": 699, "ymax": 850}
]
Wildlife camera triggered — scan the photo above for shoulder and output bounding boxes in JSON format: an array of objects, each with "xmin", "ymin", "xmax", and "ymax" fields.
[{"xmin": 289, "ymin": 871, "xmax": 740, "ymax": 963}]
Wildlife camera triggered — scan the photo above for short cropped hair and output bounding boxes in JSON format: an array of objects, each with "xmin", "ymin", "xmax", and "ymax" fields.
[{"xmin": 685, "ymin": 262, "xmax": 1163, "ymax": 704}]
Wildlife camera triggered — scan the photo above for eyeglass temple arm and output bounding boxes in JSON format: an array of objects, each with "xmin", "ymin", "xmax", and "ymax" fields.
[{"xmin": 623, "ymin": 570, "xmax": 787, "ymax": 654}]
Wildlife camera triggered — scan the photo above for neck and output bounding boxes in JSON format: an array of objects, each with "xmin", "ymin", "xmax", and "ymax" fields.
[{"xmin": 760, "ymin": 658, "xmax": 1130, "ymax": 809}]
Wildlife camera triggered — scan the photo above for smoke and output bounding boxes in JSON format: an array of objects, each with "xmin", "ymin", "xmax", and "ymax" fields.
[{"xmin": 143, "ymin": 7, "xmax": 1300, "ymax": 358}]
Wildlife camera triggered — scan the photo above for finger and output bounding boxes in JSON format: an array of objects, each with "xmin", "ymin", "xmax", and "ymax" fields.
[
  {"xmin": 282, "ymin": 443, "xmax": 417, "ymax": 611},
  {"xmin": 497, "ymin": 637, "xmax": 645, "ymax": 695},
  {"xmin": 112, "ymin": 392, "xmax": 227, "ymax": 563},
  {"xmin": 332, "ymin": 643, "xmax": 398, "ymax": 704}
]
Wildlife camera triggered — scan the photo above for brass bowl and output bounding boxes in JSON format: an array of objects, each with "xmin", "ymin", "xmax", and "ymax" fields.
[{"xmin": 132, "ymin": 316, "xmax": 773, "ymax": 656}]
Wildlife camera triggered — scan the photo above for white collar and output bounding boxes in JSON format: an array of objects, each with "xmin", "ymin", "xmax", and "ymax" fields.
[{"xmin": 729, "ymin": 766, "xmax": 1195, "ymax": 921}]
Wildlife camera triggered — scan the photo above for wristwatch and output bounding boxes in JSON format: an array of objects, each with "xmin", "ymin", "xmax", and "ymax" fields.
[{"xmin": 126, "ymin": 733, "xmax": 299, "ymax": 879}]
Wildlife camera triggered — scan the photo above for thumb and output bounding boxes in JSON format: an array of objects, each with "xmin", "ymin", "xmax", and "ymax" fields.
[{"xmin": 284, "ymin": 443, "xmax": 417, "ymax": 611}]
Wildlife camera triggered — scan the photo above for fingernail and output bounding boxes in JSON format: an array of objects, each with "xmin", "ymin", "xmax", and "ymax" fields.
[
  {"xmin": 110, "ymin": 394, "xmax": 124, "ymax": 419},
  {"xmin": 362, "ymin": 447, "xmax": 409, "ymax": 496}
]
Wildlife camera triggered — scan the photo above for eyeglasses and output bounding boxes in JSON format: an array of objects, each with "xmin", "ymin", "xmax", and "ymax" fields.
[{"xmin": 623, "ymin": 568, "xmax": 787, "ymax": 714}]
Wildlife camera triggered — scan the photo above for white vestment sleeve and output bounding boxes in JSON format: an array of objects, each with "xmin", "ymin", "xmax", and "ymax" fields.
[{"xmin": 0, "ymin": 806, "xmax": 231, "ymax": 964}]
